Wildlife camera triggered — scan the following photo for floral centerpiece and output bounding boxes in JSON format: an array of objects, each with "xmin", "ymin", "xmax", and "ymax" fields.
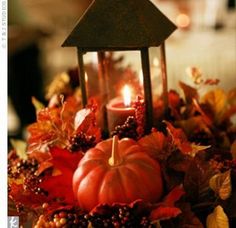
[{"xmin": 8, "ymin": 59, "xmax": 236, "ymax": 227}]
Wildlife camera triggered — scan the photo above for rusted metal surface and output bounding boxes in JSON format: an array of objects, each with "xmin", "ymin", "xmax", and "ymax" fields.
[{"xmin": 62, "ymin": 0, "xmax": 176, "ymax": 49}]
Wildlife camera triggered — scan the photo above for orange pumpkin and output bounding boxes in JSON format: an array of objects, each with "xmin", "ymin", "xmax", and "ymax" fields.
[{"xmin": 73, "ymin": 136, "xmax": 163, "ymax": 211}]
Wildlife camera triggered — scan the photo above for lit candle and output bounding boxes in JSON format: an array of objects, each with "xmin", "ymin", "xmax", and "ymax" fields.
[{"xmin": 106, "ymin": 85, "xmax": 135, "ymax": 133}]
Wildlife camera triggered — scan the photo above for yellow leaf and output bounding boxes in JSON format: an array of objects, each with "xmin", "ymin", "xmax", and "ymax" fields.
[
  {"xmin": 201, "ymin": 89, "xmax": 227, "ymax": 123},
  {"xmin": 32, "ymin": 96, "xmax": 45, "ymax": 113},
  {"xmin": 10, "ymin": 139, "xmax": 27, "ymax": 160},
  {"xmin": 190, "ymin": 144, "xmax": 211, "ymax": 157},
  {"xmin": 209, "ymin": 170, "xmax": 231, "ymax": 200},
  {"xmin": 206, "ymin": 205, "xmax": 229, "ymax": 228}
]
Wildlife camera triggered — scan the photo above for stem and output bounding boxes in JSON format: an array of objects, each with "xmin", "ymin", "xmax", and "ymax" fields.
[{"xmin": 108, "ymin": 135, "xmax": 121, "ymax": 166}]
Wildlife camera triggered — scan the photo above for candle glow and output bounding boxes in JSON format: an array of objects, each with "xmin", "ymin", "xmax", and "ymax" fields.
[{"xmin": 122, "ymin": 85, "xmax": 132, "ymax": 107}]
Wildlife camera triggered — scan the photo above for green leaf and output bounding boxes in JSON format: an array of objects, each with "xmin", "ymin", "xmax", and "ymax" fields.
[
  {"xmin": 209, "ymin": 170, "xmax": 231, "ymax": 200},
  {"xmin": 206, "ymin": 205, "xmax": 229, "ymax": 228},
  {"xmin": 10, "ymin": 139, "xmax": 27, "ymax": 160}
]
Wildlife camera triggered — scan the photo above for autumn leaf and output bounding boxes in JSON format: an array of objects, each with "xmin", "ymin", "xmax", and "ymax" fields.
[
  {"xmin": 164, "ymin": 121, "xmax": 192, "ymax": 154},
  {"xmin": 162, "ymin": 185, "xmax": 185, "ymax": 207},
  {"xmin": 178, "ymin": 202, "xmax": 204, "ymax": 228},
  {"xmin": 190, "ymin": 144, "xmax": 211, "ymax": 157},
  {"xmin": 206, "ymin": 205, "xmax": 229, "ymax": 228},
  {"xmin": 184, "ymin": 153, "xmax": 215, "ymax": 202},
  {"xmin": 209, "ymin": 170, "xmax": 231, "ymax": 200},
  {"xmin": 176, "ymin": 116, "xmax": 211, "ymax": 137},
  {"xmin": 201, "ymin": 89, "xmax": 227, "ymax": 123},
  {"xmin": 138, "ymin": 131, "xmax": 170, "ymax": 160},
  {"xmin": 179, "ymin": 81, "xmax": 198, "ymax": 104},
  {"xmin": 227, "ymin": 88, "xmax": 236, "ymax": 106},
  {"xmin": 39, "ymin": 147, "xmax": 83, "ymax": 204},
  {"xmin": 10, "ymin": 139, "xmax": 27, "ymax": 160},
  {"xmin": 74, "ymin": 106, "xmax": 101, "ymax": 143},
  {"xmin": 9, "ymin": 183, "xmax": 47, "ymax": 209},
  {"xmin": 231, "ymin": 141, "xmax": 236, "ymax": 159},
  {"xmin": 150, "ymin": 185, "xmax": 185, "ymax": 221},
  {"xmin": 150, "ymin": 206, "xmax": 181, "ymax": 221},
  {"xmin": 32, "ymin": 96, "xmax": 45, "ymax": 113},
  {"xmin": 27, "ymin": 96, "xmax": 81, "ymax": 152}
]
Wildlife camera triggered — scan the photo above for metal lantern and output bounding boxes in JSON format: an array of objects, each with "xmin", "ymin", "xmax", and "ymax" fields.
[{"xmin": 62, "ymin": 0, "xmax": 176, "ymax": 133}]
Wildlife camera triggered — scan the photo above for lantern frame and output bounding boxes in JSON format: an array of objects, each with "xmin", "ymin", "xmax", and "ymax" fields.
[{"xmin": 62, "ymin": 0, "xmax": 177, "ymax": 133}]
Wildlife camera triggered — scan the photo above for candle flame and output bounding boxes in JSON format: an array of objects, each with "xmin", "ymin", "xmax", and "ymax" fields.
[{"xmin": 122, "ymin": 85, "xmax": 131, "ymax": 107}]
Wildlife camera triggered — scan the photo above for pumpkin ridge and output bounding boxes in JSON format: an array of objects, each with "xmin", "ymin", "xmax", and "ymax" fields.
[
  {"xmin": 77, "ymin": 165, "xmax": 107, "ymax": 210},
  {"xmin": 116, "ymin": 166, "xmax": 129, "ymax": 202},
  {"xmin": 125, "ymin": 162, "xmax": 162, "ymax": 202}
]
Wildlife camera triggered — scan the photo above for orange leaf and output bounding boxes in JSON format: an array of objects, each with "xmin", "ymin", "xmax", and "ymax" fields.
[
  {"xmin": 150, "ymin": 206, "xmax": 182, "ymax": 221},
  {"xmin": 165, "ymin": 121, "xmax": 192, "ymax": 154},
  {"xmin": 162, "ymin": 185, "xmax": 185, "ymax": 207},
  {"xmin": 138, "ymin": 131, "xmax": 169, "ymax": 160}
]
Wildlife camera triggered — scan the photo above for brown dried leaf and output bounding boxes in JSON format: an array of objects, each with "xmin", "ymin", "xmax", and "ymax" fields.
[
  {"xmin": 176, "ymin": 116, "xmax": 211, "ymax": 137},
  {"xmin": 231, "ymin": 140, "xmax": 236, "ymax": 159},
  {"xmin": 209, "ymin": 170, "xmax": 231, "ymax": 200},
  {"xmin": 179, "ymin": 81, "xmax": 198, "ymax": 104},
  {"xmin": 206, "ymin": 205, "xmax": 229, "ymax": 228}
]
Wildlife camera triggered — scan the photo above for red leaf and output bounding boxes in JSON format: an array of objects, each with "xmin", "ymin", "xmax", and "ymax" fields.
[
  {"xmin": 149, "ymin": 185, "xmax": 185, "ymax": 221},
  {"xmin": 162, "ymin": 185, "xmax": 185, "ymax": 207},
  {"xmin": 9, "ymin": 183, "xmax": 47, "ymax": 208},
  {"xmin": 150, "ymin": 206, "xmax": 182, "ymax": 221},
  {"xmin": 165, "ymin": 121, "xmax": 192, "ymax": 154},
  {"xmin": 74, "ymin": 106, "xmax": 101, "ymax": 143},
  {"xmin": 40, "ymin": 147, "xmax": 83, "ymax": 204}
]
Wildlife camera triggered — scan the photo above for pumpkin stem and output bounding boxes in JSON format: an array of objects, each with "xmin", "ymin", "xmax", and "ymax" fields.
[{"xmin": 108, "ymin": 135, "xmax": 121, "ymax": 166}]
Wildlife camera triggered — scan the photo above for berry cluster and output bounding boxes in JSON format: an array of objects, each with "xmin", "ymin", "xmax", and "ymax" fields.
[
  {"xmin": 133, "ymin": 96, "xmax": 145, "ymax": 138},
  {"xmin": 111, "ymin": 116, "xmax": 138, "ymax": 140},
  {"xmin": 8, "ymin": 158, "xmax": 39, "ymax": 179},
  {"xmin": 35, "ymin": 204, "xmax": 153, "ymax": 228},
  {"xmin": 68, "ymin": 132, "xmax": 96, "ymax": 152},
  {"xmin": 209, "ymin": 155, "xmax": 236, "ymax": 172},
  {"xmin": 23, "ymin": 174, "xmax": 46, "ymax": 195},
  {"xmin": 35, "ymin": 209, "xmax": 88, "ymax": 228},
  {"xmin": 88, "ymin": 205, "xmax": 152, "ymax": 227}
]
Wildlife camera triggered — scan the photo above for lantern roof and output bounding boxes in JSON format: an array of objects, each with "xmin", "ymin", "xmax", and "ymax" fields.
[{"xmin": 62, "ymin": 0, "xmax": 177, "ymax": 51}]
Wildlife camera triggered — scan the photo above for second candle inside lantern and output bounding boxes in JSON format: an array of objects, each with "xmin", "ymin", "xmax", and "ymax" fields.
[{"xmin": 106, "ymin": 85, "xmax": 135, "ymax": 133}]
